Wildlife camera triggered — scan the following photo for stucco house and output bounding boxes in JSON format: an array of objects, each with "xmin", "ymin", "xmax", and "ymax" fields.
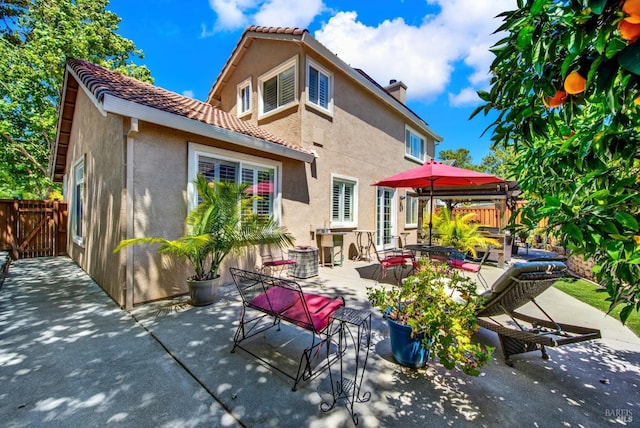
[{"xmin": 49, "ymin": 26, "xmax": 442, "ymax": 309}]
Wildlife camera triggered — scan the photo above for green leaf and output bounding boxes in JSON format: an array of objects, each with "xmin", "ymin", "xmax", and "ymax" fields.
[
  {"xmin": 531, "ymin": 0, "xmax": 546, "ymax": 15},
  {"xmin": 620, "ymin": 305, "xmax": 633, "ymax": 324},
  {"xmin": 588, "ymin": 0, "xmax": 607, "ymax": 14},
  {"xmin": 545, "ymin": 195, "xmax": 561, "ymax": 207},
  {"xmin": 605, "ymin": 38, "xmax": 627, "ymax": 59},
  {"xmin": 565, "ymin": 223, "xmax": 584, "ymax": 242},
  {"xmin": 618, "ymin": 43, "xmax": 640, "ymax": 75},
  {"xmin": 516, "ymin": 26, "xmax": 535, "ymax": 50},
  {"xmin": 615, "ymin": 212, "xmax": 639, "ymax": 231}
]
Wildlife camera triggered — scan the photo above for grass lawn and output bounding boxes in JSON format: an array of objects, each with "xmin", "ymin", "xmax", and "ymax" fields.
[{"xmin": 554, "ymin": 278, "xmax": 640, "ymax": 338}]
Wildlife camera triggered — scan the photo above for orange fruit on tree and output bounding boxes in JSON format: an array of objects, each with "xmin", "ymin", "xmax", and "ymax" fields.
[
  {"xmin": 635, "ymin": 96, "xmax": 640, "ymax": 105},
  {"xmin": 564, "ymin": 71, "xmax": 586, "ymax": 95},
  {"xmin": 619, "ymin": 19, "xmax": 640, "ymax": 41},
  {"xmin": 542, "ymin": 90, "xmax": 567, "ymax": 108},
  {"xmin": 623, "ymin": 0, "xmax": 640, "ymax": 23}
]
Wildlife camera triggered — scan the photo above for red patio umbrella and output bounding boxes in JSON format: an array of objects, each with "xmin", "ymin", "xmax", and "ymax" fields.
[{"xmin": 373, "ymin": 159, "xmax": 504, "ymax": 245}]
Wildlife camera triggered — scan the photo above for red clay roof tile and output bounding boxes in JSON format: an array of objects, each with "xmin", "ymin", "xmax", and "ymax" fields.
[{"xmin": 67, "ymin": 58, "xmax": 310, "ymax": 154}]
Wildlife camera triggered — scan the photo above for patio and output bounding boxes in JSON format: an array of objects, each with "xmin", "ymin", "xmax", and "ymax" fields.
[{"xmin": 1, "ymin": 255, "xmax": 638, "ymax": 427}]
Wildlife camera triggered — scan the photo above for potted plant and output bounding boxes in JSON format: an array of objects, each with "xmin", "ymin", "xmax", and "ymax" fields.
[
  {"xmin": 114, "ymin": 175, "xmax": 294, "ymax": 306},
  {"xmin": 367, "ymin": 259, "xmax": 493, "ymax": 375},
  {"xmin": 431, "ymin": 207, "xmax": 501, "ymax": 259}
]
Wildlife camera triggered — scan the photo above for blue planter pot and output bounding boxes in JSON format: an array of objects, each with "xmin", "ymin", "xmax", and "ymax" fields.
[{"xmin": 386, "ymin": 317, "xmax": 430, "ymax": 368}]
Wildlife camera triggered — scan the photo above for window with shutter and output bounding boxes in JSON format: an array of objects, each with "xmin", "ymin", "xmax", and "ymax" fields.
[
  {"xmin": 405, "ymin": 125, "xmax": 426, "ymax": 162},
  {"xmin": 331, "ymin": 176, "xmax": 357, "ymax": 227},
  {"xmin": 237, "ymin": 78, "xmax": 251, "ymax": 116},
  {"xmin": 306, "ymin": 59, "xmax": 333, "ymax": 114},
  {"xmin": 259, "ymin": 57, "xmax": 297, "ymax": 117},
  {"xmin": 405, "ymin": 195, "xmax": 418, "ymax": 227},
  {"xmin": 192, "ymin": 147, "xmax": 279, "ymax": 220}
]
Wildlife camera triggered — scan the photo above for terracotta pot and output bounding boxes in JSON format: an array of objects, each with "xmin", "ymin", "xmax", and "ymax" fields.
[{"xmin": 187, "ymin": 276, "xmax": 221, "ymax": 306}]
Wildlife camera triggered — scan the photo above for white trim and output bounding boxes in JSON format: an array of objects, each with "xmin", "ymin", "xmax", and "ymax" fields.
[
  {"xmin": 405, "ymin": 194, "xmax": 419, "ymax": 228},
  {"xmin": 236, "ymin": 77, "xmax": 252, "ymax": 117},
  {"xmin": 404, "ymin": 124, "xmax": 427, "ymax": 163},
  {"xmin": 71, "ymin": 156, "xmax": 85, "ymax": 247},
  {"xmin": 305, "ymin": 57, "xmax": 333, "ymax": 116},
  {"xmin": 100, "ymin": 94, "xmax": 314, "ymax": 163},
  {"xmin": 187, "ymin": 142, "xmax": 283, "ymax": 223},
  {"xmin": 330, "ymin": 173, "xmax": 358, "ymax": 228},
  {"xmin": 257, "ymin": 55, "xmax": 298, "ymax": 119}
]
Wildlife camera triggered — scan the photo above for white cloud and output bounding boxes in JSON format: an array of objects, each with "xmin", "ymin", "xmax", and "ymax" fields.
[
  {"xmin": 448, "ymin": 87, "xmax": 480, "ymax": 107},
  {"xmin": 182, "ymin": 90, "xmax": 195, "ymax": 98},
  {"xmin": 254, "ymin": 0, "xmax": 324, "ymax": 28},
  {"xmin": 315, "ymin": 0, "xmax": 515, "ymax": 105},
  {"xmin": 208, "ymin": 0, "xmax": 255, "ymax": 31},
  {"xmin": 207, "ymin": 0, "xmax": 323, "ymax": 32}
]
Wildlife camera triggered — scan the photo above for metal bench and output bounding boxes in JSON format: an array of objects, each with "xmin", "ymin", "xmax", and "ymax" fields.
[{"xmin": 229, "ymin": 268, "xmax": 345, "ymax": 390}]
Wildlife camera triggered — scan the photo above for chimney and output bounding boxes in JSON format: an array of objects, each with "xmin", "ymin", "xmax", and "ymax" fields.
[{"xmin": 385, "ymin": 79, "xmax": 407, "ymax": 104}]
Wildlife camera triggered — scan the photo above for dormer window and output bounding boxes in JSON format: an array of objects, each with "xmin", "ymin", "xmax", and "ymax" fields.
[
  {"xmin": 258, "ymin": 57, "xmax": 297, "ymax": 117},
  {"xmin": 237, "ymin": 78, "xmax": 251, "ymax": 116},
  {"xmin": 405, "ymin": 125, "xmax": 426, "ymax": 162},
  {"xmin": 306, "ymin": 58, "xmax": 333, "ymax": 114}
]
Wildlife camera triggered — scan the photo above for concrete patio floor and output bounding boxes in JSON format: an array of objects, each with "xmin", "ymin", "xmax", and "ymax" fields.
[{"xmin": 1, "ymin": 255, "xmax": 639, "ymax": 427}]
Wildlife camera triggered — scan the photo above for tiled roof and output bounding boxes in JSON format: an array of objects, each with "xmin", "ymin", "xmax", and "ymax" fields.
[
  {"xmin": 244, "ymin": 26, "xmax": 308, "ymax": 36},
  {"xmin": 67, "ymin": 58, "xmax": 308, "ymax": 153}
]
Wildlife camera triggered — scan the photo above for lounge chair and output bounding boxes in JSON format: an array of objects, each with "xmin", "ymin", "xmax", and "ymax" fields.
[{"xmin": 477, "ymin": 261, "xmax": 601, "ymax": 366}]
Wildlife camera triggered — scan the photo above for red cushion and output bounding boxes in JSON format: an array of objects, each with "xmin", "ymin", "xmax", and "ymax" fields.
[
  {"xmin": 448, "ymin": 259, "xmax": 480, "ymax": 272},
  {"xmin": 263, "ymin": 259, "xmax": 296, "ymax": 267},
  {"xmin": 381, "ymin": 256, "xmax": 406, "ymax": 267},
  {"xmin": 460, "ymin": 262, "xmax": 481, "ymax": 272},
  {"xmin": 249, "ymin": 286, "xmax": 298, "ymax": 314},
  {"xmin": 448, "ymin": 259, "xmax": 465, "ymax": 268},
  {"xmin": 281, "ymin": 293, "xmax": 344, "ymax": 332}
]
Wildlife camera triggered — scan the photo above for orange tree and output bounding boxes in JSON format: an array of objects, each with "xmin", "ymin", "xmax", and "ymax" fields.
[{"xmin": 474, "ymin": 0, "xmax": 640, "ymax": 321}]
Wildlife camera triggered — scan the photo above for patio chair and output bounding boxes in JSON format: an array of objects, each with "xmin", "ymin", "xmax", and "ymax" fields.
[
  {"xmin": 372, "ymin": 246, "xmax": 418, "ymax": 283},
  {"xmin": 476, "ymin": 261, "xmax": 601, "ymax": 366},
  {"xmin": 260, "ymin": 250, "xmax": 297, "ymax": 277},
  {"xmin": 448, "ymin": 247, "xmax": 492, "ymax": 289}
]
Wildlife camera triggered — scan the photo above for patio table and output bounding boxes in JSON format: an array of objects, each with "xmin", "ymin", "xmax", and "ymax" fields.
[{"xmin": 404, "ymin": 244, "xmax": 456, "ymax": 262}]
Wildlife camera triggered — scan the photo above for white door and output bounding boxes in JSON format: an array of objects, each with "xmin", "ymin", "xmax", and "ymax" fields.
[{"xmin": 376, "ymin": 187, "xmax": 397, "ymax": 249}]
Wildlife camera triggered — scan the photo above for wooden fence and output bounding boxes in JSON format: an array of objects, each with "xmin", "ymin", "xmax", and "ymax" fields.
[{"xmin": 0, "ymin": 199, "xmax": 68, "ymax": 260}]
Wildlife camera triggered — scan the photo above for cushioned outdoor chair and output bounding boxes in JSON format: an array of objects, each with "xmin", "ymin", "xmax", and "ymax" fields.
[
  {"xmin": 372, "ymin": 246, "xmax": 418, "ymax": 283},
  {"xmin": 448, "ymin": 247, "xmax": 492, "ymax": 289},
  {"xmin": 260, "ymin": 250, "xmax": 297, "ymax": 277},
  {"xmin": 477, "ymin": 261, "xmax": 601, "ymax": 366}
]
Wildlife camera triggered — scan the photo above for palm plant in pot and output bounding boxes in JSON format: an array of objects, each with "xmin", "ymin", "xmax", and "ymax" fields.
[
  {"xmin": 432, "ymin": 207, "xmax": 500, "ymax": 259},
  {"xmin": 115, "ymin": 175, "xmax": 294, "ymax": 306},
  {"xmin": 367, "ymin": 259, "xmax": 493, "ymax": 375}
]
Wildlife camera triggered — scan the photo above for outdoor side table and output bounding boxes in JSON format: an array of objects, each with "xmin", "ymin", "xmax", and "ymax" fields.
[{"xmin": 321, "ymin": 306, "xmax": 372, "ymax": 425}]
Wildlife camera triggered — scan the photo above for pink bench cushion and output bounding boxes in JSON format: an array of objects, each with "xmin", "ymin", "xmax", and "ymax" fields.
[
  {"xmin": 249, "ymin": 286, "xmax": 299, "ymax": 314},
  {"xmin": 448, "ymin": 259, "xmax": 481, "ymax": 272},
  {"xmin": 263, "ymin": 259, "xmax": 296, "ymax": 267},
  {"xmin": 381, "ymin": 256, "xmax": 407, "ymax": 267},
  {"xmin": 249, "ymin": 287, "xmax": 344, "ymax": 332}
]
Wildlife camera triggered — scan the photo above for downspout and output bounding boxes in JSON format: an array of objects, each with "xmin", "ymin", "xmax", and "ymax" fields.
[{"xmin": 124, "ymin": 117, "xmax": 138, "ymax": 310}]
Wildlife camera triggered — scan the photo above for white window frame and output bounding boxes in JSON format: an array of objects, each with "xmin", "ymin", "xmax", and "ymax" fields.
[
  {"xmin": 305, "ymin": 57, "xmax": 333, "ymax": 115},
  {"xmin": 258, "ymin": 56, "xmax": 298, "ymax": 119},
  {"xmin": 187, "ymin": 143, "xmax": 283, "ymax": 224},
  {"xmin": 331, "ymin": 174, "xmax": 358, "ymax": 228},
  {"xmin": 237, "ymin": 78, "xmax": 251, "ymax": 117},
  {"xmin": 405, "ymin": 194, "xmax": 419, "ymax": 228},
  {"xmin": 71, "ymin": 156, "xmax": 85, "ymax": 246},
  {"xmin": 405, "ymin": 125, "xmax": 426, "ymax": 163}
]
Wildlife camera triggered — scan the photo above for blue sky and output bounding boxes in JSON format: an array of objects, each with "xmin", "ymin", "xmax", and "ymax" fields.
[{"xmin": 107, "ymin": 0, "xmax": 515, "ymax": 164}]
